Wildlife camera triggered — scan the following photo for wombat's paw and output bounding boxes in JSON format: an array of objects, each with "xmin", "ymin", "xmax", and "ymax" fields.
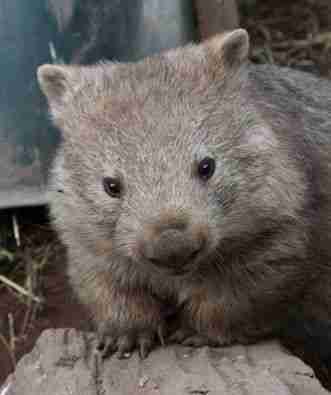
[
  {"xmin": 170, "ymin": 328, "xmax": 219, "ymax": 347},
  {"xmin": 169, "ymin": 327, "xmax": 229, "ymax": 348},
  {"xmin": 168, "ymin": 327, "xmax": 195, "ymax": 344},
  {"xmin": 97, "ymin": 323, "xmax": 166, "ymax": 360}
]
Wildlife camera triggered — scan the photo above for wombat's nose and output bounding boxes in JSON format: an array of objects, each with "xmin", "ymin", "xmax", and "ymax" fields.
[{"xmin": 142, "ymin": 228, "xmax": 205, "ymax": 269}]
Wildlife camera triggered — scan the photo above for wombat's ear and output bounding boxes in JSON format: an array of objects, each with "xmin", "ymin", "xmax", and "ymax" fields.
[
  {"xmin": 37, "ymin": 64, "xmax": 74, "ymax": 107},
  {"xmin": 207, "ymin": 29, "xmax": 249, "ymax": 70}
]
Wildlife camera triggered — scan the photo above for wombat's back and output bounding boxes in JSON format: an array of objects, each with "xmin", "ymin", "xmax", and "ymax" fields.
[
  {"xmin": 250, "ymin": 64, "xmax": 331, "ymax": 206},
  {"xmin": 251, "ymin": 64, "xmax": 331, "ymax": 318},
  {"xmin": 250, "ymin": 64, "xmax": 331, "ymax": 141}
]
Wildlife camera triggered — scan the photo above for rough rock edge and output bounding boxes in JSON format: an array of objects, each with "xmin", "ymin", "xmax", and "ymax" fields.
[{"xmin": 1, "ymin": 328, "xmax": 329, "ymax": 395}]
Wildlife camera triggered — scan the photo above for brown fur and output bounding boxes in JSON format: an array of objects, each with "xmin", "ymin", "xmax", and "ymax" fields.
[{"xmin": 37, "ymin": 29, "xmax": 331, "ymax": 357}]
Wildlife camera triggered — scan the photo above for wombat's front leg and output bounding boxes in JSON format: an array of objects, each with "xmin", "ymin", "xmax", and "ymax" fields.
[
  {"xmin": 170, "ymin": 289, "xmax": 234, "ymax": 348},
  {"xmin": 172, "ymin": 287, "xmax": 276, "ymax": 348},
  {"xmin": 82, "ymin": 279, "xmax": 166, "ymax": 359}
]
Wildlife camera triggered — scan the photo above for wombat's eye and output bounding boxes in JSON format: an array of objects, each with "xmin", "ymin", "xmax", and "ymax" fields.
[
  {"xmin": 102, "ymin": 177, "xmax": 122, "ymax": 198},
  {"xmin": 197, "ymin": 157, "xmax": 216, "ymax": 180}
]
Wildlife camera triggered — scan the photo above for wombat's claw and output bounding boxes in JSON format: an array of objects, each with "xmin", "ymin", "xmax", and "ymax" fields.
[
  {"xmin": 97, "ymin": 327, "xmax": 163, "ymax": 359},
  {"xmin": 116, "ymin": 335, "xmax": 135, "ymax": 359},
  {"xmin": 114, "ymin": 333, "xmax": 153, "ymax": 360},
  {"xmin": 138, "ymin": 333, "xmax": 154, "ymax": 359},
  {"xmin": 115, "ymin": 330, "xmax": 159, "ymax": 359},
  {"xmin": 96, "ymin": 335, "xmax": 117, "ymax": 359},
  {"xmin": 157, "ymin": 324, "xmax": 166, "ymax": 346}
]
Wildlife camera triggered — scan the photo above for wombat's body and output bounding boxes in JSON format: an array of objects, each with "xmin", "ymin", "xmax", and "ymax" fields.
[{"xmin": 38, "ymin": 30, "xmax": 331, "ymax": 358}]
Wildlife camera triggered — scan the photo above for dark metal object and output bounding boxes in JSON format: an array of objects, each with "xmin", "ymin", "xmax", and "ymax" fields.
[{"xmin": 0, "ymin": 0, "xmax": 197, "ymax": 209}]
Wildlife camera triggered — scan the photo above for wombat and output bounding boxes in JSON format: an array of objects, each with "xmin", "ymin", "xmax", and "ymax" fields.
[{"xmin": 37, "ymin": 29, "xmax": 331, "ymax": 360}]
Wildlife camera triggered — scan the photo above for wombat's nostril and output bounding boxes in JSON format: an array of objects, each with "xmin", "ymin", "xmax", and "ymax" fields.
[{"xmin": 140, "ymin": 228, "xmax": 206, "ymax": 269}]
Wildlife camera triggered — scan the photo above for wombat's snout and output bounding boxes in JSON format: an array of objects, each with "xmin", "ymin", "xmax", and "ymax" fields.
[{"xmin": 140, "ymin": 221, "xmax": 206, "ymax": 270}]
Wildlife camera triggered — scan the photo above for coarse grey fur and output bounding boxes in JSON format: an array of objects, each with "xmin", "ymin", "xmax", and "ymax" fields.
[{"xmin": 37, "ymin": 30, "xmax": 331, "ymax": 357}]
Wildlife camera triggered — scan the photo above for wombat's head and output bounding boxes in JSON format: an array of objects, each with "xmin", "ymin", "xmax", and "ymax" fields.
[{"xmin": 38, "ymin": 30, "xmax": 299, "ymax": 276}]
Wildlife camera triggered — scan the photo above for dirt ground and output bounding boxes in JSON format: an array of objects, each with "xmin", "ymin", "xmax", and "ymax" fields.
[
  {"xmin": 1, "ymin": 0, "xmax": 331, "ymax": 386},
  {"xmin": 0, "ymin": 208, "xmax": 90, "ymax": 384},
  {"xmin": 242, "ymin": 0, "xmax": 331, "ymax": 77}
]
